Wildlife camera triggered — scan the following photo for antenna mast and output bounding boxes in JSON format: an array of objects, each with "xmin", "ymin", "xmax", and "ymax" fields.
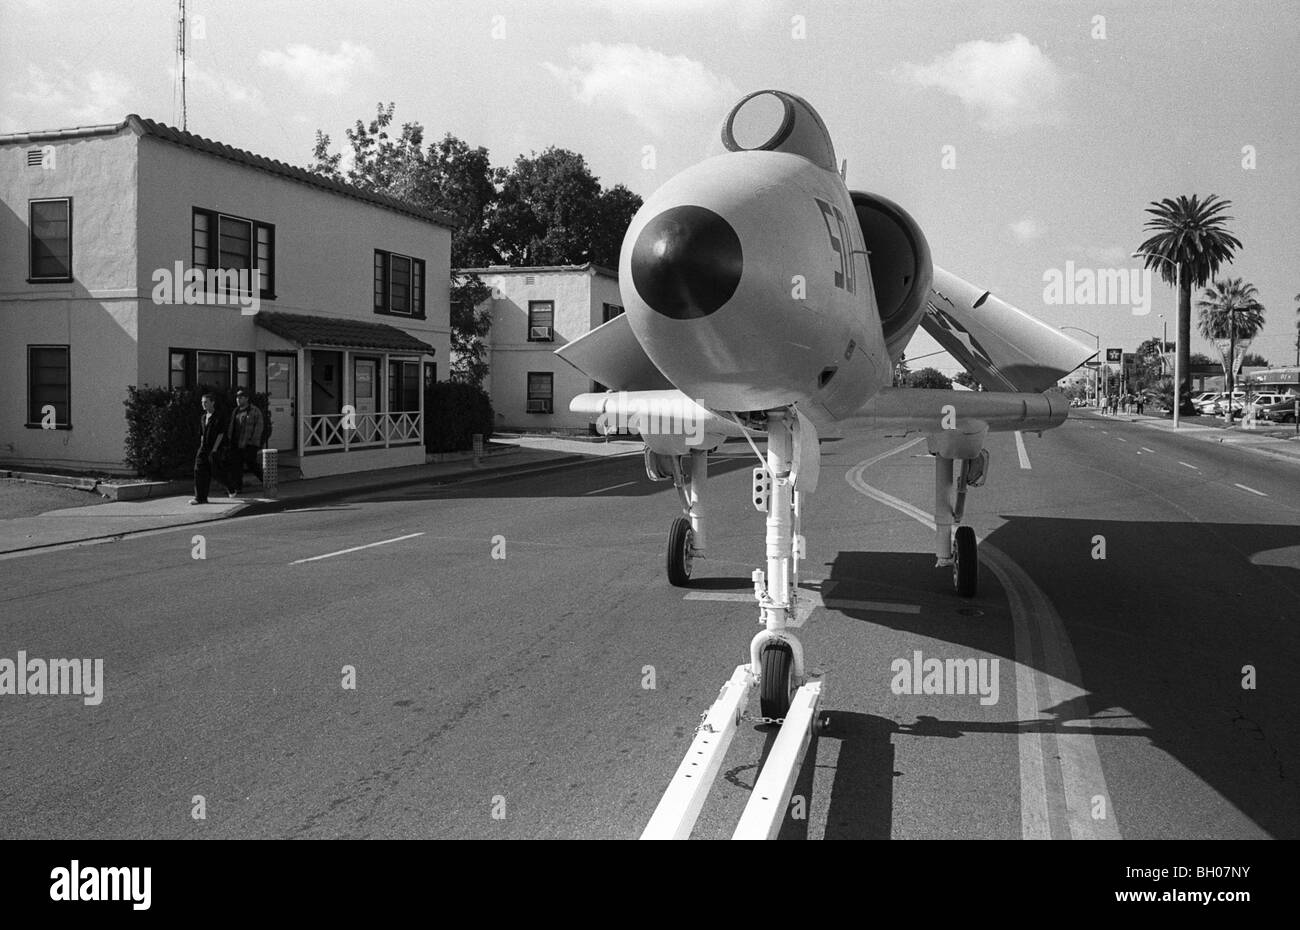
[{"xmin": 177, "ymin": 0, "xmax": 187, "ymax": 129}]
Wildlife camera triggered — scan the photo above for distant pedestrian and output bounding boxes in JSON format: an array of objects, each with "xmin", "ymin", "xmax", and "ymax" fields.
[
  {"xmin": 190, "ymin": 392, "xmax": 228, "ymax": 505},
  {"xmin": 226, "ymin": 387, "xmax": 266, "ymax": 496},
  {"xmin": 1136, "ymin": 395, "xmax": 1145, "ymax": 415}
]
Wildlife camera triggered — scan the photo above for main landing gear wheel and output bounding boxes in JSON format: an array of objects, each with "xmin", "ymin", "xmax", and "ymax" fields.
[
  {"xmin": 759, "ymin": 643, "xmax": 796, "ymax": 720},
  {"xmin": 666, "ymin": 516, "xmax": 694, "ymax": 587},
  {"xmin": 953, "ymin": 525, "xmax": 978, "ymax": 598}
]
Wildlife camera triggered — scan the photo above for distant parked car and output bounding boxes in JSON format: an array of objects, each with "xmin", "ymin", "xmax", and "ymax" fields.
[
  {"xmin": 1194, "ymin": 392, "xmax": 1225, "ymax": 415},
  {"xmin": 1212, "ymin": 391, "xmax": 1247, "ymax": 415},
  {"xmin": 1257, "ymin": 394, "xmax": 1300, "ymax": 423},
  {"xmin": 1243, "ymin": 393, "xmax": 1291, "ymax": 418}
]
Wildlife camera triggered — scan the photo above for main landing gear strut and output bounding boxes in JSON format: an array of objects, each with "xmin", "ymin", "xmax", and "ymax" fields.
[{"xmin": 931, "ymin": 448, "xmax": 988, "ymax": 598}]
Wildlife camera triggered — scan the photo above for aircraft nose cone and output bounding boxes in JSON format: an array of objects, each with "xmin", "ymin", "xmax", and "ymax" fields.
[{"xmin": 630, "ymin": 205, "xmax": 743, "ymax": 320}]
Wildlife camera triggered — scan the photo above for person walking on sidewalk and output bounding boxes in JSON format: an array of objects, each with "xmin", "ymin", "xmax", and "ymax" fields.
[
  {"xmin": 226, "ymin": 387, "xmax": 266, "ymax": 496},
  {"xmin": 190, "ymin": 392, "xmax": 228, "ymax": 505}
]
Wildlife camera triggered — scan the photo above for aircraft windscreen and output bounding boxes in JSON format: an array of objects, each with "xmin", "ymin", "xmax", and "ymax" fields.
[{"xmin": 719, "ymin": 90, "xmax": 837, "ymax": 171}]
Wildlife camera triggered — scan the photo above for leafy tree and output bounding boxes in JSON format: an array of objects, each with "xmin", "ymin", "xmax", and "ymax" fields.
[
  {"xmin": 311, "ymin": 103, "xmax": 497, "ymax": 268},
  {"xmin": 1135, "ymin": 194, "xmax": 1242, "ymax": 411},
  {"xmin": 952, "ymin": 370, "xmax": 981, "ymax": 390},
  {"xmin": 449, "ymin": 273, "xmax": 493, "ymax": 387},
  {"xmin": 1241, "ymin": 353, "xmax": 1271, "ymax": 368},
  {"xmin": 1189, "ymin": 352, "xmax": 1215, "ymax": 366},
  {"xmin": 488, "ymin": 148, "xmax": 640, "ymax": 268},
  {"xmin": 907, "ymin": 368, "xmax": 953, "ymax": 390}
]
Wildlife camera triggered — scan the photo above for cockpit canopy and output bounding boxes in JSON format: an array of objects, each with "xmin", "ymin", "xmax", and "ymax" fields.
[{"xmin": 714, "ymin": 90, "xmax": 837, "ymax": 172}]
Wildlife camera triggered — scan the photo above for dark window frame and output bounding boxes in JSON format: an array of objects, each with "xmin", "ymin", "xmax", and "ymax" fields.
[
  {"xmin": 168, "ymin": 347, "xmax": 255, "ymax": 394},
  {"xmin": 528, "ymin": 301, "xmax": 555, "ymax": 342},
  {"xmin": 602, "ymin": 302, "xmax": 624, "ymax": 324},
  {"xmin": 28, "ymin": 197, "xmax": 73, "ymax": 283},
  {"xmin": 387, "ymin": 358, "xmax": 421, "ymax": 413},
  {"xmin": 26, "ymin": 344, "xmax": 71, "ymax": 429},
  {"xmin": 373, "ymin": 249, "xmax": 426, "ymax": 319},
  {"xmin": 191, "ymin": 207, "xmax": 276, "ymax": 300},
  {"xmin": 526, "ymin": 371, "xmax": 554, "ymax": 414}
]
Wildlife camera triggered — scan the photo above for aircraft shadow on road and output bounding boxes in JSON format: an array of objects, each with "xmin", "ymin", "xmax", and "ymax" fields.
[
  {"xmin": 818, "ymin": 517, "xmax": 1300, "ymax": 838},
  {"xmin": 718, "ymin": 716, "xmax": 896, "ymax": 840}
]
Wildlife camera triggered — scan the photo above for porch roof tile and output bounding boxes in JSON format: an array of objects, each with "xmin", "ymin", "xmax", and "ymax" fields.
[{"xmin": 255, "ymin": 311, "xmax": 434, "ymax": 354}]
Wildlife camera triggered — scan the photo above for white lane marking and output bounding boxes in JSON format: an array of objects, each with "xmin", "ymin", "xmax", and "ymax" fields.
[
  {"xmin": 292, "ymin": 532, "xmax": 424, "ymax": 564},
  {"xmin": 1179, "ymin": 462, "xmax": 1199, "ymax": 470},
  {"xmin": 1014, "ymin": 431, "xmax": 1032, "ymax": 470},
  {"xmin": 845, "ymin": 447, "xmax": 1120, "ymax": 840},
  {"xmin": 583, "ymin": 480, "xmax": 636, "ymax": 495},
  {"xmin": 1234, "ymin": 483, "xmax": 1268, "ymax": 497},
  {"xmin": 1140, "ymin": 447, "xmax": 1155, "ymax": 454},
  {"xmin": 1116, "ymin": 437, "xmax": 1128, "ymax": 443}
]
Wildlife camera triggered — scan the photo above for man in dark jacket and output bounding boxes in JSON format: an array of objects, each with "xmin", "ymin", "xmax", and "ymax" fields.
[
  {"xmin": 190, "ymin": 392, "xmax": 228, "ymax": 504},
  {"xmin": 225, "ymin": 387, "xmax": 266, "ymax": 495}
]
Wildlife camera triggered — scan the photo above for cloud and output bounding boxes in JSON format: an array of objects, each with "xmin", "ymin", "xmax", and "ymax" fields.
[
  {"xmin": 895, "ymin": 33, "xmax": 1063, "ymax": 131},
  {"xmin": 1010, "ymin": 217, "xmax": 1045, "ymax": 242},
  {"xmin": 543, "ymin": 43, "xmax": 738, "ymax": 136},
  {"xmin": 257, "ymin": 42, "xmax": 374, "ymax": 95},
  {"xmin": 167, "ymin": 64, "xmax": 268, "ymax": 115},
  {"xmin": 9, "ymin": 65, "xmax": 132, "ymax": 126}
]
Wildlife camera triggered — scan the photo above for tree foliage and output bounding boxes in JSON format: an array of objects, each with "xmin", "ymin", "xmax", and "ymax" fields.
[
  {"xmin": 1134, "ymin": 194, "xmax": 1242, "ymax": 405},
  {"xmin": 907, "ymin": 368, "xmax": 954, "ymax": 390},
  {"xmin": 449, "ymin": 273, "xmax": 493, "ymax": 387},
  {"xmin": 952, "ymin": 370, "xmax": 981, "ymax": 390}
]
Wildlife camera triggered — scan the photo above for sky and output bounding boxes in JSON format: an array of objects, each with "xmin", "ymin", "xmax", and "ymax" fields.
[{"xmin": 3, "ymin": 0, "xmax": 1297, "ymax": 374}]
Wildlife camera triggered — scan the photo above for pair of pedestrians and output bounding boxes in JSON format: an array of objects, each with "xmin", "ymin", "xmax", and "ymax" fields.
[{"xmin": 191, "ymin": 388, "xmax": 266, "ymax": 504}]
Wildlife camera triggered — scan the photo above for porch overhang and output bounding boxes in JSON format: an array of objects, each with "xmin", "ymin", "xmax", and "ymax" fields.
[{"xmin": 254, "ymin": 310, "xmax": 435, "ymax": 355}]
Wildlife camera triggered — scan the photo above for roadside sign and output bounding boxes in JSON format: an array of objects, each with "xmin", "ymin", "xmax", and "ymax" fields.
[{"xmin": 1106, "ymin": 348, "xmax": 1122, "ymax": 363}]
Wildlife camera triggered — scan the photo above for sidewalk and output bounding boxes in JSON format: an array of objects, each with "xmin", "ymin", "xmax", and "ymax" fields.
[
  {"xmin": 0, "ymin": 436, "xmax": 643, "ymax": 556},
  {"xmin": 1082, "ymin": 409, "xmax": 1300, "ymax": 465}
]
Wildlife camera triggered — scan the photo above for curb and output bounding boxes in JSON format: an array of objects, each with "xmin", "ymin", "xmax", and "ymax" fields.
[
  {"xmin": 237, "ymin": 450, "xmax": 645, "ymax": 516},
  {"xmin": 0, "ymin": 451, "xmax": 635, "ymax": 556}
]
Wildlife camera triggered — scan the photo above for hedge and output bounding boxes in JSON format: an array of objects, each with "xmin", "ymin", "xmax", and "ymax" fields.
[
  {"xmin": 425, "ymin": 381, "xmax": 494, "ymax": 453},
  {"xmin": 124, "ymin": 385, "xmax": 272, "ymax": 479}
]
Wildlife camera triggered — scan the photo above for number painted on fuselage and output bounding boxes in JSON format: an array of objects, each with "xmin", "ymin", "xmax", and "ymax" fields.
[{"xmin": 814, "ymin": 198, "xmax": 855, "ymax": 295}]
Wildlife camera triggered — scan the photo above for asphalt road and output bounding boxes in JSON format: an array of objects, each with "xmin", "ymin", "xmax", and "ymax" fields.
[{"xmin": 2, "ymin": 413, "xmax": 1297, "ymax": 839}]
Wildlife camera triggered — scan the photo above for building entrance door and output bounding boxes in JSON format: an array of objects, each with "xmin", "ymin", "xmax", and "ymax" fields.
[{"xmin": 266, "ymin": 353, "xmax": 297, "ymax": 452}]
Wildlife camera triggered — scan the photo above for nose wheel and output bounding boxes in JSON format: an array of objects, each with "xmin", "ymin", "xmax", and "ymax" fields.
[
  {"xmin": 667, "ymin": 516, "xmax": 695, "ymax": 586},
  {"xmin": 759, "ymin": 642, "xmax": 795, "ymax": 719},
  {"xmin": 953, "ymin": 525, "xmax": 978, "ymax": 597}
]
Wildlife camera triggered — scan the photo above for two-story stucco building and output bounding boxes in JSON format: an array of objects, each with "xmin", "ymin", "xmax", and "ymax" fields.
[
  {"xmin": 1, "ymin": 115, "xmax": 453, "ymax": 477},
  {"xmin": 459, "ymin": 264, "xmax": 622, "ymax": 433}
]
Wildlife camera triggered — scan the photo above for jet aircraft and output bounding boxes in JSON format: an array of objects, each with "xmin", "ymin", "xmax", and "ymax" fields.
[{"xmin": 558, "ymin": 90, "xmax": 1092, "ymax": 719}]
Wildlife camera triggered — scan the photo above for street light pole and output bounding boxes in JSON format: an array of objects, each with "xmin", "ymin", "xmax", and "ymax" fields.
[{"xmin": 1060, "ymin": 326, "xmax": 1099, "ymax": 406}]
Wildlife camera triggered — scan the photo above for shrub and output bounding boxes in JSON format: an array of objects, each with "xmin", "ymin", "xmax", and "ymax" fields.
[
  {"xmin": 123, "ymin": 385, "xmax": 271, "ymax": 479},
  {"xmin": 424, "ymin": 380, "xmax": 494, "ymax": 453}
]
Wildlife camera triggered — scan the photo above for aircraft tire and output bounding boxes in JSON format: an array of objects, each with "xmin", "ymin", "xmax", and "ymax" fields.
[
  {"xmin": 759, "ymin": 643, "xmax": 795, "ymax": 720},
  {"xmin": 954, "ymin": 525, "xmax": 978, "ymax": 597},
  {"xmin": 666, "ymin": 516, "xmax": 693, "ymax": 586}
]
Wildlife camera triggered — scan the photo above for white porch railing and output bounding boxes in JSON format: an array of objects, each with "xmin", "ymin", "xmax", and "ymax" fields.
[{"xmin": 301, "ymin": 411, "xmax": 422, "ymax": 452}]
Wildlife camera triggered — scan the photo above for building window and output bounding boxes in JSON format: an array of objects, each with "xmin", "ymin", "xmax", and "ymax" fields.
[
  {"xmin": 192, "ymin": 208, "xmax": 275, "ymax": 299},
  {"xmin": 29, "ymin": 199, "xmax": 72, "ymax": 282},
  {"xmin": 388, "ymin": 359, "xmax": 420, "ymax": 412},
  {"xmin": 603, "ymin": 302, "xmax": 624, "ymax": 323},
  {"xmin": 169, "ymin": 348, "xmax": 254, "ymax": 393},
  {"xmin": 27, "ymin": 345, "xmax": 70, "ymax": 427},
  {"xmin": 374, "ymin": 250, "xmax": 426, "ymax": 318},
  {"xmin": 528, "ymin": 301, "xmax": 554, "ymax": 341},
  {"xmin": 526, "ymin": 372, "xmax": 553, "ymax": 414}
]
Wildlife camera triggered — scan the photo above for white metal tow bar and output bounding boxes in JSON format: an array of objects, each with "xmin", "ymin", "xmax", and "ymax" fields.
[{"xmin": 640, "ymin": 665, "xmax": 826, "ymax": 840}]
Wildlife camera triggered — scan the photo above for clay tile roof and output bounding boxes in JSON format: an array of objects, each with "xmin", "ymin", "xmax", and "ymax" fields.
[
  {"xmin": 255, "ymin": 311, "xmax": 435, "ymax": 354},
  {"xmin": 124, "ymin": 115, "xmax": 458, "ymax": 229}
]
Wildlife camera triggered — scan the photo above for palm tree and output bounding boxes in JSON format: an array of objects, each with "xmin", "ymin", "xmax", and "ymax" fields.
[
  {"xmin": 1135, "ymin": 195, "xmax": 1242, "ymax": 412},
  {"xmin": 1197, "ymin": 278, "xmax": 1265, "ymax": 405}
]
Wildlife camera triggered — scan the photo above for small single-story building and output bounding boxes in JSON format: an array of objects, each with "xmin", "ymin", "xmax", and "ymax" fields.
[{"xmin": 1, "ymin": 114, "xmax": 454, "ymax": 477}]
